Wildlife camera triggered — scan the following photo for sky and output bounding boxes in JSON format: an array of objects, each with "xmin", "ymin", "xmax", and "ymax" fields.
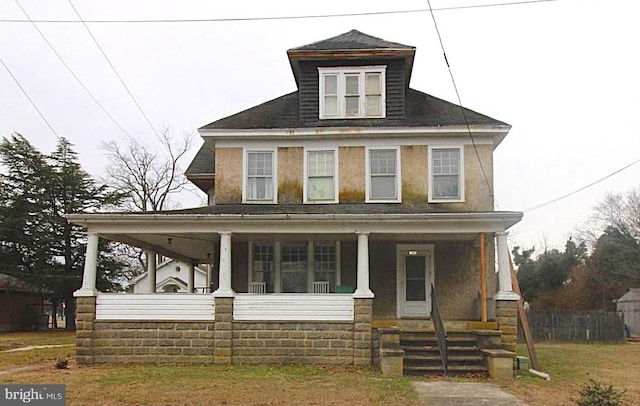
[{"xmin": 1, "ymin": 0, "xmax": 639, "ymax": 252}]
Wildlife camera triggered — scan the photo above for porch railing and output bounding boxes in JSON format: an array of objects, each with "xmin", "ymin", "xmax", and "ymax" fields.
[
  {"xmin": 234, "ymin": 294, "xmax": 354, "ymax": 321},
  {"xmin": 95, "ymin": 293, "xmax": 215, "ymax": 321},
  {"xmin": 430, "ymin": 283, "xmax": 448, "ymax": 375}
]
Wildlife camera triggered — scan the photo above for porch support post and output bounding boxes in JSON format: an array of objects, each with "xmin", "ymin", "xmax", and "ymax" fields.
[
  {"xmin": 74, "ymin": 231, "xmax": 99, "ymax": 297},
  {"xmin": 188, "ymin": 263, "xmax": 195, "ymax": 293},
  {"xmin": 494, "ymin": 231, "xmax": 519, "ymax": 301},
  {"xmin": 354, "ymin": 232, "xmax": 374, "ymax": 298},
  {"xmin": 213, "ymin": 231, "xmax": 234, "ymax": 297},
  {"xmin": 146, "ymin": 251, "xmax": 157, "ymax": 293},
  {"xmin": 495, "ymin": 231, "xmax": 519, "ymax": 354}
]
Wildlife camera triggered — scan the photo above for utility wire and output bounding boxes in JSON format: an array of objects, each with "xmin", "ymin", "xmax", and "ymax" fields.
[
  {"xmin": 66, "ymin": 0, "xmax": 161, "ymax": 141},
  {"xmin": 13, "ymin": 0, "xmax": 133, "ymax": 139},
  {"xmin": 0, "ymin": 0, "xmax": 562, "ymax": 24},
  {"xmin": 426, "ymin": 0, "xmax": 495, "ymax": 202},
  {"xmin": 0, "ymin": 55, "xmax": 61, "ymax": 140},
  {"xmin": 522, "ymin": 157, "xmax": 640, "ymax": 213}
]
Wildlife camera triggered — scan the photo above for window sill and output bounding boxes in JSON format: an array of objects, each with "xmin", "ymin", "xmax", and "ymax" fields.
[
  {"xmin": 428, "ymin": 198, "xmax": 465, "ymax": 204},
  {"xmin": 365, "ymin": 199, "xmax": 402, "ymax": 204},
  {"xmin": 319, "ymin": 115, "xmax": 385, "ymax": 120}
]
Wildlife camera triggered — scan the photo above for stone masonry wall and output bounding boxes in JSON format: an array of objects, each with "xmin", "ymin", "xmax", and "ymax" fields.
[
  {"xmin": 92, "ymin": 321, "xmax": 215, "ymax": 364},
  {"xmin": 77, "ymin": 296, "xmax": 372, "ymax": 366},
  {"xmin": 496, "ymin": 300, "xmax": 518, "ymax": 352},
  {"xmin": 232, "ymin": 321, "xmax": 355, "ymax": 364},
  {"xmin": 75, "ymin": 296, "xmax": 96, "ymax": 365}
]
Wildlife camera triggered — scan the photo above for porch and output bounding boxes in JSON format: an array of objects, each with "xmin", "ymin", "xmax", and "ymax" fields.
[{"xmin": 70, "ymin": 209, "xmax": 521, "ymax": 371}]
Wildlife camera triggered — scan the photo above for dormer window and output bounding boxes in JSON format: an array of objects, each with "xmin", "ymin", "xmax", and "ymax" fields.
[{"xmin": 319, "ymin": 66, "xmax": 386, "ymax": 119}]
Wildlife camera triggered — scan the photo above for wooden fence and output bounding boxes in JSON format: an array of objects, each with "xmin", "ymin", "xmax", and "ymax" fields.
[{"xmin": 518, "ymin": 310, "xmax": 625, "ymax": 343}]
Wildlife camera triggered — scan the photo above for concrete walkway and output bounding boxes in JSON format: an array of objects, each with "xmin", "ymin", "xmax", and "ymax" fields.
[{"xmin": 413, "ymin": 382, "xmax": 527, "ymax": 406}]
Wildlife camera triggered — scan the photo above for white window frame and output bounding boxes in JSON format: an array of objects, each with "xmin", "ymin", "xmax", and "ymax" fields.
[
  {"xmin": 248, "ymin": 241, "xmax": 341, "ymax": 293},
  {"xmin": 303, "ymin": 147, "xmax": 339, "ymax": 204},
  {"xmin": 428, "ymin": 146, "xmax": 465, "ymax": 203},
  {"xmin": 365, "ymin": 146, "xmax": 401, "ymax": 203},
  {"xmin": 243, "ymin": 148, "xmax": 277, "ymax": 203},
  {"xmin": 318, "ymin": 66, "xmax": 386, "ymax": 119}
]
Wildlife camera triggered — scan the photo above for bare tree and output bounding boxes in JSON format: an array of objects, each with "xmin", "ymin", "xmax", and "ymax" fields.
[
  {"xmin": 576, "ymin": 187, "xmax": 640, "ymax": 247},
  {"xmin": 103, "ymin": 125, "xmax": 194, "ymax": 211},
  {"xmin": 103, "ymin": 126, "xmax": 196, "ymax": 275}
]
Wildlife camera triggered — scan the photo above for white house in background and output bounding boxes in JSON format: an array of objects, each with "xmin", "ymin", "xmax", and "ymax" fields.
[{"xmin": 129, "ymin": 259, "xmax": 209, "ymax": 293}]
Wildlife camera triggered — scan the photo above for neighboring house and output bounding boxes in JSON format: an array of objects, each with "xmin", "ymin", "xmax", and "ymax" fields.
[
  {"xmin": 0, "ymin": 273, "xmax": 45, "ymax": 331},
  {"xmin": 69, "ymin": 30, "xmax": 522, "ymax": 376},
  {"xmin": 616, "ymin": 288, "xmax": 640, "ymax": 338},
  {"xmin": 129, "ymin": 258, "xmax": 209, "ymax": 293}
]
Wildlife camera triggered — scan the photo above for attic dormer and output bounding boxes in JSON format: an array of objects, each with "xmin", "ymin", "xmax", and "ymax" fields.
[{"xmin": 287, "ymin": 30, "xmax": 416, "ymax": 126}]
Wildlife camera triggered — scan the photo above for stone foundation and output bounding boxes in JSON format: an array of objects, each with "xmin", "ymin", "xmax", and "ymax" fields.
[
  {"xmin": 76, "ymin": 295, "xmax": 374, "ymax": 366},
  {"xmin": 92, "ymin": 321, "xmax": 215, "ymax": 364},
  {"xmin": 496, "ymin": 300, "xmax": 518, "ymax": 352},
  {"xmin": 232, "ymin": 321, "xmax": 354, "ymax": 364},
  {"xmin": 75, "ymin": 296, "xmax": 96, "ymax": 365}
]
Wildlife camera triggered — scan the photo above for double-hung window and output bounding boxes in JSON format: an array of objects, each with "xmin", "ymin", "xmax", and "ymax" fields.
[
  {"xmin": 429, "ymin": 147, "xmax": 464, "ymax": 202},
  {"xmin": 248, "ymin": 241, "xmax": 340, "ymax": 293},
  {"xmin": 244, "ymin": 150, "xmax": 276, "ymax": 203},
  {"xmin": 305, "ymin": 149, "xmax": 337, "ymax": 203},
  {"xmin": 314, "ymin": 243, "xmax": 339, "ymax": 292},
  {"xmin": 366, "ymin": 147, "xmax": 400, "ymax": 202},
  {"xmin": 319, "ymin": 66, "xmax": 386, "ymax": 119}
]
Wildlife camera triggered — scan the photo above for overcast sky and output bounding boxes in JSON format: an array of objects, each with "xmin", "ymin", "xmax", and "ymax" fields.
[{"xmin": 1, "ymin": 0, "xmax": 639, "ymax": 252}]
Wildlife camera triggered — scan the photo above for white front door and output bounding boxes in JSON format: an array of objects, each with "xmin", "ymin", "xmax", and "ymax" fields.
[{"xmin": 397, "ymin": 244, "xmax": 434, "ymax": 318}]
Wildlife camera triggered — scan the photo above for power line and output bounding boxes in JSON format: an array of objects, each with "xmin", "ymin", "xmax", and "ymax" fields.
[
  {"xmin": 522, "ymin": 157, "xmax": 640, "ymax": 213},
  {"xmin": 13, "ymin": 0, "xmax": 133, "ymax": 139},
  {"xmin": 66, "ymin": 0, "xmax": 161, "ymax": 141},
  {"xmin": 426, "ymin": 0, "xmax": 496, "ymax": 202},
  {"xmin": 0, "ymin": 55, "xmax": 61, "ymax": 140},
  {"xmin": 0, "ymin": 0, "xmax": 562, "ymax": 24}
]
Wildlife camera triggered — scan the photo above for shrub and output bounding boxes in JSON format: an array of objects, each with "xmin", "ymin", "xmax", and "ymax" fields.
[
  {"xmin": 574, "ymin": 378, "xmax": 626, "ymax": 406},
  {"xmin": 53, "ymin": 359, "xmax": 68, "ymax": 369}
]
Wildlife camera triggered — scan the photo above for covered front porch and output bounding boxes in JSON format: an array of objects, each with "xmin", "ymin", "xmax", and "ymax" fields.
[{"xmin": 70, "ymin": 209, "xmax": 521, "ymax": 369}]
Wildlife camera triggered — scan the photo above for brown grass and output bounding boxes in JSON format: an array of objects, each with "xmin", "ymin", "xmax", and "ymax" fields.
[
  {"xmin": 497, "ymin": 342, "xmax": 640, "ymax": 406},
  {"xmin": 2, "ymin": 333, "xmax": 639, "ymax": 405},
  {"xmin": 0, "ymin": 331, "xmax": 75, "ymax": 369},
  {"xmin": 1, "ymin": 363, "xmax": 418, "ymax": 405}
]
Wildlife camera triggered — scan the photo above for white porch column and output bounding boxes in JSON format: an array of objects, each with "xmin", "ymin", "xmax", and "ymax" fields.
[
  {"xmin": 213, "ymin": 231, "xmax": 234, "ymax": 297},
  {"xmin": 146, "ymin": 251, "xmax": 157, "ymax": 293},
  {"xmin": 74, "ymin": 231, "xmax": 99, "ymax": 297},
  {"xmin": 354, "ymin": 232, "xmax": 374, "ymax": 298},
  {"xmin": 188, "ymin": 263, "xmax": 195, "ymax": 293},
  {"xmin": 494, "ymin": 231, "xmax": 519, "ymax": 300}
]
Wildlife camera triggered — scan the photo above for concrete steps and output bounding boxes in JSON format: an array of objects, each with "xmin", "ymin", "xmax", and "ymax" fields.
[{"xmin": 400, "ymin": 329, "xmax": 488, "ymax": 376}]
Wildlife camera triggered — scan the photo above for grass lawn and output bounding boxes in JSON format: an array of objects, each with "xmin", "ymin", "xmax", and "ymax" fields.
[
  {"xmin": 497, "ymin": 342, "xmax": 640, "ymax": 406},
  {"xmin": 1, "ymin": 332, "xmax": 639, "ymax": 405},
  {"xmin": 0, "ymin": 331, "xmax": 75, "ymax": 369},
  {"xmin": 0, "ymin": 332, "xmax": 418, "ymax": 405}
]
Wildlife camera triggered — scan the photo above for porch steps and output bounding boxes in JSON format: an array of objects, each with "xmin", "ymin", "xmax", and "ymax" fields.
[{"xmin": 400, "ymin": 329, "xmax": 487, "ymax": 376}]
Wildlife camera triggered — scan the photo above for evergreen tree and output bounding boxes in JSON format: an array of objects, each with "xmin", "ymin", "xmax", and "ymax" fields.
[{"xmin": 0, "ymin": 134, "xmax": 126, "ymax": 330}]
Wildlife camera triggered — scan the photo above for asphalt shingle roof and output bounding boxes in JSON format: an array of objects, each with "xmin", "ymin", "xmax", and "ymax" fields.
[
  {"xmin": 185, "ymin": 145, "xmax": 214, "ymax": 176},
  {"xmin": 164, "ymin": 203, "xmax": 454, "ymax": 216},
  {"xmin": 288, "ymin": 29, "xmax": 415, "ymax": 52},
  {"xmin": 199, "ymin": 89, "xmax": 507, "ymax": 131}
]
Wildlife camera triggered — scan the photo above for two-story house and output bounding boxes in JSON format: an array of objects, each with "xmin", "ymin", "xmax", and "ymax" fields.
[{"xmin": 70, "ymin": 30, "xmax": 522, "ymax": 376}]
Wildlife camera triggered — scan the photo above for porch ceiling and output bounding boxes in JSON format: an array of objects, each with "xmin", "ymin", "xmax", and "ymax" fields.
[{"xmin": 69, "ymin": 211, "xmax": 522, "ymax": 264}]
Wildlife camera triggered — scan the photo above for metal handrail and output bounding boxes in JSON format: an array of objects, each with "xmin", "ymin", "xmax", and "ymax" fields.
[{"xmin": 431, "ymin": 283, "xmax": 448, "ymax": 375}]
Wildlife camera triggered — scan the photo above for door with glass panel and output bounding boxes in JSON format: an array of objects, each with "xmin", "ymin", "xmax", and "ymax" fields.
[{"xmin": 397, "ymin": 245, "xmax": 434, "ymax": 317}]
